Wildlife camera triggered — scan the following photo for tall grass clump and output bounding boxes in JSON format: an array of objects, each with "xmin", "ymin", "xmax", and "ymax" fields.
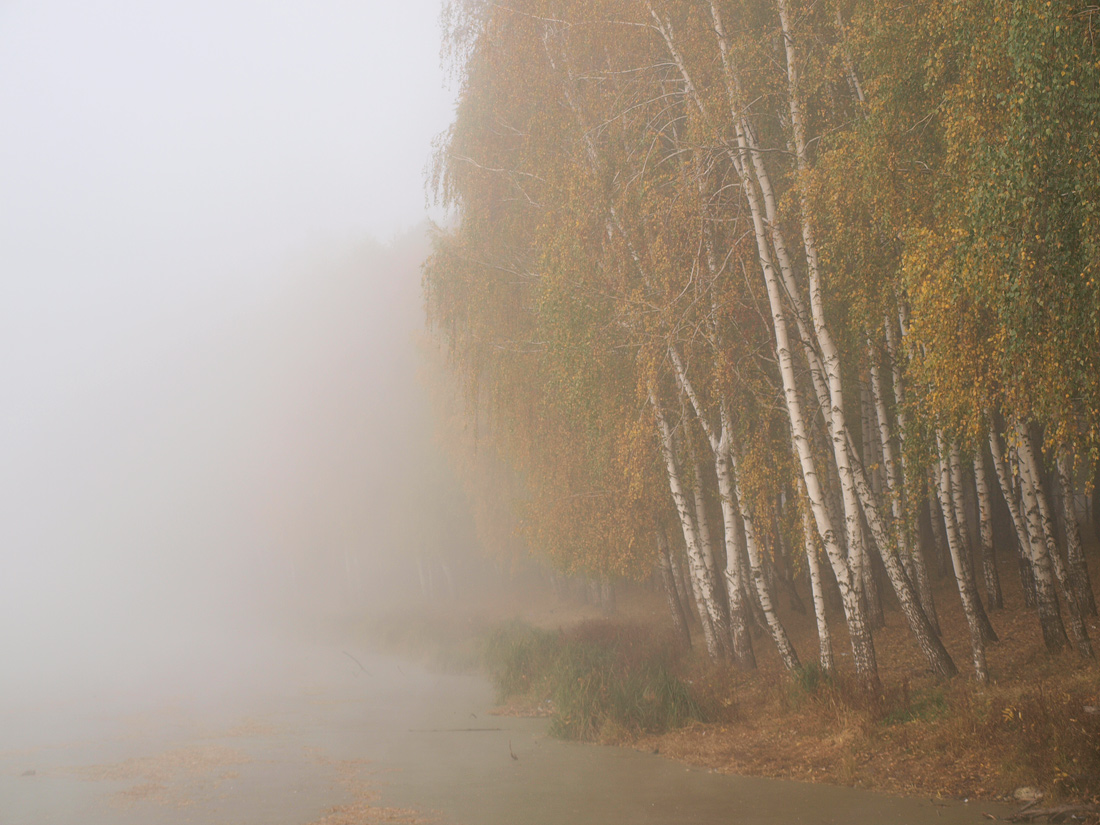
[
  {"xmin": 483, "ymin": 621, "xmax": 561, "ymax": 698},
  {"xmin": 482, "ymin": 620, "xmax": 712, "ymax": 742}
]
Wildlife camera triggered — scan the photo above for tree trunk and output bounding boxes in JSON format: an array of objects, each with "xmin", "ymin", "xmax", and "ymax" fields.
[
  {"xmin": 669, "ymin": 350, "xmax": 756, "ymax": 668},
  {"xmin": 652, "ymin": 392, "xmax": 724, "ymax": 659},
  {"xmin": 773, "ymin": 0, "xmax": 893, "ymax": 641},
  {"xmin": 949, "ymin": 441, "xmax": 998, "ymax": 643},
  {"xmin": 687, "ymin": 449, "xmax": 733, "ymax": 657},
  {"xmin": 1015, "ymin": 424, "xmax": 1093, "ymax": 658},
  {"xmin": 656, "ymin": 2, "xmax": 878, "ymax": 687},
  {"xmin": 685, "ymin": 422, "xmax": 722, "ymax": 597},
  {"xmin": 670, "ymin": 538, "xmax": 696, "ymax": 630},
  {"xmin": 928, "ymin": 489, "xmax": 951, "ymax": 579},
  {"xmin": 745, "ymin": 173, "xmax": 878, "ymax": 683},
  {"xmin": 658, "ymin": 527, "xmax": 693, "ymax": 649},
  {"xmin": 731, "ymin": 450, "xmax": 801, "ymax": 671},
  {"xmin": 718, "ymin": 446, "xmax": 758, "ymax": 668},
  {"xmin": 1057, "ymin": 447, "xmax": 1097, "ymax": 616},
  {"xmin": 974, "ymin": 447, "xmax": 1004, "ymax": 609},
  {"xmin": 803, "ymin": 503, "xmax": 834, "ymax": 673},
  {"xmin": 883, "ymin": 320, "xmax": 939, "ymax": 633},
  {"xmin": 844, "ymin": 429, "xmax": 959, "ymax": 678},
  {"xmin": 861, "ymin": 376, "xmax": 883, "ymax": 496},
  {"xmin": 981, "ymin": 424, "xmax": 1036, "ymax": 606},
  {"xmin": 991, "ymin": 425, "xmax": 1068, "ymax": 651},
  {"xmin": 935, "ymin": 433, "xmax": 990, "ymax": 682}
]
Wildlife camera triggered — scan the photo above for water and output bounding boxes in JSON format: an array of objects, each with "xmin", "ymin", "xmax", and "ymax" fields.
[{"xmin": 0, "ymin": 643, "xmax": 1010, "ymax": 824}]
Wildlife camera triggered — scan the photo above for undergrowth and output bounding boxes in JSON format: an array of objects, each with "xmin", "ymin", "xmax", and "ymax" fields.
[
  {"xmin": 483, "ymin": 620, "xmax": 715, "ymax": 742},
  {"xmin": 985, "ymin": 685, "xmax": 1100, "ymax": 801},
  {"xmin": 783, "ymin": 661, "xmax": 1100, "ymax": 802}
]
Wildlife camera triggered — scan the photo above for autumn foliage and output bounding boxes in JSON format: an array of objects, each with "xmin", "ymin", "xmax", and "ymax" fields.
[{"xmin": 425, "ymin": 0, "xmax": 1100, "ymax": 687}]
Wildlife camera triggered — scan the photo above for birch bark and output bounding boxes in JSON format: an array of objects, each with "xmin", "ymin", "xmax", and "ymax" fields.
[
  {"xmin": 1015, "ymin": 425, "xmax": 1093, "ymax": 658},
  {"xmin": 843, "ymin": 428, "xmax": 959, "ymax": 677},
  {"xmin": 652, "ymin": 390, "xmax": 723, "ymax": 659},
  {"xmin": 729, "ymin": 448, "xmax": 801, "ymax": 670},
  {"xmin": 990, "ymin": 425, "xmax": 1068, "ymax": 651},
  {"xmin": 669, "ymin": 347, "xmax": 758, "ymax": 668},
  {"xmin": 884, "ymin": 318, "xmax": 939, "ymax": 631},
  {"xmin": 988, "ymin": 435, "xmax": 1038, "ymax": 607},
  {"xmin": 684, "ymin": 0, "xmax": 877, "ymax": 684},
  {"xmin": 935, "ymin": 433, "xmax": 990, "ymax": 682},
  {"xmin": 1057, "ymin": 447, "xmax": 1097, "ymax": 616},
  {"xmin": 658, "ymin": 527, "xmax": 694, "ymax": 649},
  {"xmin": 949, "ymin": 441, "xmax": 998, "ymax": 643},
  {"xmin": 803, "ymin": 501, "xmax": 834, "ymax": 673},
  {"xmin": 973, "ymin": 448, "xmax": 1003, "ymax": 609}
]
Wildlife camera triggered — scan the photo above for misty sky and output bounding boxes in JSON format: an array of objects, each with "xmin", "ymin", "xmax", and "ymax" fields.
[
  {"xmin": 1, "ymin": 0, "xmax": 453, "ymax": 425},
  {"xmin": 0, "ymin": 1, "xmax": 459, "ymax": 697}
]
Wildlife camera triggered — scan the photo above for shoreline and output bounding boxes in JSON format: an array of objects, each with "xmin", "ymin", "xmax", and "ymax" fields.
[{"xmin": 353, "ymin": 580, "xmax": 1100, "ymax": 820}]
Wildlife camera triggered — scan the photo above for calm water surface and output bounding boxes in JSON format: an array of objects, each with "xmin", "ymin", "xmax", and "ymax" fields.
[{"xmin": 0, "ymin": 642, "xmax": 1011, "ymax": 825}]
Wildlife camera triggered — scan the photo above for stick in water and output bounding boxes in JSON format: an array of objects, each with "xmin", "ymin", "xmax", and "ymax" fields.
[{"xmin": 343, "ymin": 650, "xmax": 370, "ymax": 675}]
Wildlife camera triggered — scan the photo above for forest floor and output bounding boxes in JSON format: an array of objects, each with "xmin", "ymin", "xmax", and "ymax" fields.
[{"xmin": 356, "ymin": 556, "xmax": 1100, "ymax": 819}]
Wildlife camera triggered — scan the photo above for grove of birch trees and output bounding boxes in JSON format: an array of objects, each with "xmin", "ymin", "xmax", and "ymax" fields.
[{"xmin": 424, "ymin": 0, "xmax": 1100, "ymax": 688}]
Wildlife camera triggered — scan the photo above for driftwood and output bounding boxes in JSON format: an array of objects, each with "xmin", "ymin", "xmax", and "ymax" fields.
[{"xmin": 1007, "ymin": 803, "xmax": 1100, "ymax": 823}]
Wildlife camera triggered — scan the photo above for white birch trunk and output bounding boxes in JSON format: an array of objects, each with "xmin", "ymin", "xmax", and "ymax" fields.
[
  {"xmin": 717, "ymin": 406, "xmax": 758, "ymax": 668},
  {"xmin": 803, "ymin": 503, "xmax": 834, "ymax": 673},
  {"xmin": 658, "ymin": 2, "xmax": 880, "ymax": 682},
  {"xmin": 842, "ymin": 427, "xmax": 959, "ymax": 678},
  {"xmin": 677, "ymin": 1, "xmax": 952, "ymax": 677},
  {"xmin": 973, "ymin": 448, "xmax": 1003, "ymax": 609},
  {"xmin": 935, "ymin": 433, "xmax": 989, "ymax": 682},
  {"xmin": 884, "ymin": 317, "xmax": 939, "ymax": 632},
  {"xmin": 729, "ymin": 449, "xmax": 801, "ymax": 671},
  {"xmin": 992, "ymin": 424, "xmax": 1068, "ymax": 651},
  {"xmin": 949, "ymin": 441, "xmax": 998, "ymax": 643},
  {"xmin": 1015, "ymin": 424, "xmax": 1093, "ymax": 658},
  {"xmin": 669, "ymin": 348, "xmax": 756, "ymax": 668},
  {"xmin": 750, "ymin": 224, "xmax": 878, "ymax": 681},
  {"xmin": 1057, "ymin": 447, "xmax": 1097, "ymax": 616},
  {"xmin": 868, "ymin": 341, "xmax": 910, "ymax": 574},
  {"xmin": 685, "ymin": 424, "xmax": 721, "ymax": 599},
  {"xmin": 730, "ymin": 127, "xmax": 877, "ymax": 679},
  {"xmin": 652, "ymin": 390, "xmax": 723, "ymax": 659},
  {"xmin": 858, "ymin": 381, "xmax": 885, "ymax": 627},
  {"xmin": 658, "ymin": 527, "xmax": 693, "ymax": 649},
  {"xmin": 774, "ymin": 0, "xmax": 883, "ymax": 615}
]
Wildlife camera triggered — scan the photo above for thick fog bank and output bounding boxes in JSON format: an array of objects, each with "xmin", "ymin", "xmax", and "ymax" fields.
[{"xmin": 0, "ymin": 227, "xmax": 476, "ymax": 709}]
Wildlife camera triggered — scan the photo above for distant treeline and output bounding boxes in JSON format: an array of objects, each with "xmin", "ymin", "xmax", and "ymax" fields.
[{"xmin": 423, "ymin": 0, "xmax": 1100, "ymax": 687}]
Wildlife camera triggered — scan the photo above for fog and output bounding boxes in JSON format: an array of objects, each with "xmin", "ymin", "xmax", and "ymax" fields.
[{"xmin": 0, "ymin": 1, "xmax": 463, "ymax": 710}]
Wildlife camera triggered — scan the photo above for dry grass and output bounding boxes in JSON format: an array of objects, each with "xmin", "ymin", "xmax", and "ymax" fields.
[{"xmin": 637, "ymin": 566, "xmax": 1100, "ymax": 808}]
